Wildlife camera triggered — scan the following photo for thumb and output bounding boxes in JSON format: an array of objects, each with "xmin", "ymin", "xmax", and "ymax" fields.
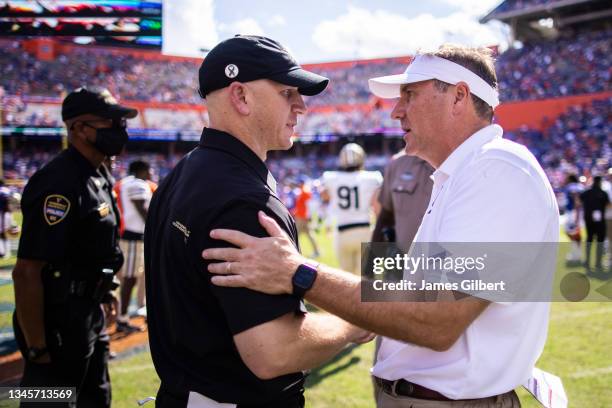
[{"xmin": 258, "ymin": 211, "xmax": 286, "ymax": 238}]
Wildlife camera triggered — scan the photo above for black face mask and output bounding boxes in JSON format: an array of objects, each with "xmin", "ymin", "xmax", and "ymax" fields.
[
  {"xmin": 93, "ymin": 126, "xmax": 128, "ymax": 157},
  {"xmin": 79, "ymin": 121, "xmax": 129, "ymax": 156}
]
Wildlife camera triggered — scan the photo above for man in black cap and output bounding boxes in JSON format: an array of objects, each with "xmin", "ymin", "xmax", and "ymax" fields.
[
  {"xmin": 580, "ymin": 175, "xmax": 610, "ymax": 271},
  {"xmin": 145, "ymin": 35, "xmax": 372, "ymax": 408},
  {"xmin": 12, "ymin": 87, "xmax": 135, "ymax": 407}
]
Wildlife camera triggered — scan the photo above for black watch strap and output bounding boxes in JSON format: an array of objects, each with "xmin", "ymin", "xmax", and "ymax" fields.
[{"xmin": 27, "ymin": 346, "xmax": 48, "ymax": 361}]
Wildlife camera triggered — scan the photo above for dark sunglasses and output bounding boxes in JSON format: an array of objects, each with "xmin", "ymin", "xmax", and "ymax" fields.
[{"xmin": 71, "ymin": 118, "xmax": 128, "ymax": 130}]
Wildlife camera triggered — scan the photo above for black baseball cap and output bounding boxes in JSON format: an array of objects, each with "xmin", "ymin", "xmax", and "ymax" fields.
[
  {"xmin": 198, "ymin": 35, "xmax": 329, "ymax": 97},
  {"xmin": 61, "ymin": 87, "xmax": 138, "ymax": 121}
]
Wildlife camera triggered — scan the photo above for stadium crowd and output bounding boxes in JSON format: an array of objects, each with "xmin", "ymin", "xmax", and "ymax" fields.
[
  {"xmin": 0, "ymin": 39, "xmax": 200, "ymax": 104},
  {"xmin": 3, "ymin": 97, "xmax": 610, "ymax": 197},
  {"xmin": 1, "ymin": 26, "xmax": 610, "ymax": 213},
  {"xmin": 496, "ymin": 28, "xmax": 611, "ymax": 101},
  {"xmin": 295, "ymin": 106, "xmax": 399, "ymax": 136},
  {"xmin": 507, "ymin": 97, "xmax": 611, "ymax": 189},
  {"xmin": 1, "ymin": 25, "xmax": 610, "ymax": 118}
]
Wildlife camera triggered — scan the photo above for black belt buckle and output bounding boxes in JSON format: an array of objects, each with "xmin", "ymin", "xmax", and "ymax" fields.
[
  {"xmin": 394, "ymin": 379, "xmax": 414, "ymax": 397},
  {"xmin": 378, "ymin": 378, "xmax": 414, "ymax": 398}
]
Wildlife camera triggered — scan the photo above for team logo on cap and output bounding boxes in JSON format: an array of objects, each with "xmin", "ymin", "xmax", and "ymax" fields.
[
  {"xmin": 100, "ymin": 89, "xmax": 118, "ymax": 105},
  {"xmin": 225, "ymin": 64, "xmax": 239, "ymax": 78},
  {"xmin": 43, "ymin": 194, "xmax": 71, "ymax": 226}
]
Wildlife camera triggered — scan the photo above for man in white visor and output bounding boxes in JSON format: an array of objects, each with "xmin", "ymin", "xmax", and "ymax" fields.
[{"xmin": 203, "ymin": 44, "xmax": 560, "ymax": 407}]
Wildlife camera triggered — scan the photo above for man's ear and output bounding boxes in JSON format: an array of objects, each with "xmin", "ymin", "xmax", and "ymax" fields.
[
  {"xmin": 452, "ymin": 82, "xmax": 470, "ymax": 114},
  {"xmin": 68, "ymin": 120, "xmax": 83, "ymax": 138},
  {"xmin": 228, "ymin": 82, "xmax": 250, "ymax": 115}
]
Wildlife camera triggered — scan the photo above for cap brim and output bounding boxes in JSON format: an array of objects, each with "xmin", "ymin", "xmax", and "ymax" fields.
[
  {"xmin": 368, "ymin": 73, "xmax": 433, "ymax": 98},
  {"xmin": 98, "ymin": 104, "xmax": 139, "ymax": 119},
  {"xmin": 269, "ymin": 68, "xmax": 329, "ymax": 96}
]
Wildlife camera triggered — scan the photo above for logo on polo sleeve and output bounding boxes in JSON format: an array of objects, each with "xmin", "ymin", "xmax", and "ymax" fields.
[{"xmin": 43, "ymin": 194, "xmax": 71, "ymax": 226}]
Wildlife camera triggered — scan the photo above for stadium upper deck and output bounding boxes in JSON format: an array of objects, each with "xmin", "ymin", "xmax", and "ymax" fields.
[
  {"xmin": 1, "ymin": 24, "xmax": 609, "ymax": 109},
  {"xmin": 1, "ymin": 24, "xmax": 610, "ymax": 140}
]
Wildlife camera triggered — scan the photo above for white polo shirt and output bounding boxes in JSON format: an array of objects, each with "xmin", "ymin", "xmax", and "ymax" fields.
[{"xmin": 372, "ymin": 124, "xmax": 560, "ymax": 399}]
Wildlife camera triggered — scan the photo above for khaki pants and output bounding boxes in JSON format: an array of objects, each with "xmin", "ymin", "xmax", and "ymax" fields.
[
  {"xmin": 116, "ymin": 239, "xmax": 146, "ymax": 311},
  {"xmin": 335, "ymin": 226, "xmax": 371, "ymax": 275},
  {"xmin": 374, "ymin": 380, "xmax": 521, "ymax": 408}
]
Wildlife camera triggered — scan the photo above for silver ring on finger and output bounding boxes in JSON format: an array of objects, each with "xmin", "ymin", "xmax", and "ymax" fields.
[{"xmin": 226, "ymin": 262, "xmax": 232, "ymax": 273}]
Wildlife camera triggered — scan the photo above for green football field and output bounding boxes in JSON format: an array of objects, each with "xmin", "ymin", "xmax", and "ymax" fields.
[
  {"xmin": 112, "ymin": 229, "xmax": 611, "ymax": 408},
  {"xmin": 1, "ymin": 225, "xmax": 611, "ymax": 407}
]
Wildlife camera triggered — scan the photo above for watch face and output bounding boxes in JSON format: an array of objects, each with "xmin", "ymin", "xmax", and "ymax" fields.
[
  {"xmin": 295, "ymin": 268, "xmax": 315, "ymax": 288},
  {"xmin": 294, "ymin": 264, "xmax": 317, "ymax": 290}
]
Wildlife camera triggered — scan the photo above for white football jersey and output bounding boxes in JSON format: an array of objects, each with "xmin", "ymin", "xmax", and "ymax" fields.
[
  {"xmin": 322, "ymin": 170, "xmax": 382, "ymax": 227},
  {"xmin": 118, "ymin": 175, "xmax": 152, "ymax": 234}
]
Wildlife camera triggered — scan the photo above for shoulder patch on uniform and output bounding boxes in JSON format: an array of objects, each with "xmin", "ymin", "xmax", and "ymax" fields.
[{"xmin": 43, "ymin": 194, "xmax": 71, "ymax": 226}]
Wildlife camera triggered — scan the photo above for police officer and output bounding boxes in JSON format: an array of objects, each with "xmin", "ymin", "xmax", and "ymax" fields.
[{"xmin": 12, "ymin": 87, "xmax": 136, "ymax": 407}]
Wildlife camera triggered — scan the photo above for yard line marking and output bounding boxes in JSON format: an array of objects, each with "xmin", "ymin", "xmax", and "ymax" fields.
[
  {"xmin": 569, "ymin": 365, "xmax": 612, "ymax": 379},
  {"xmin": 551, "ymin": 307, "xmax": 612, "ymax": 321}
]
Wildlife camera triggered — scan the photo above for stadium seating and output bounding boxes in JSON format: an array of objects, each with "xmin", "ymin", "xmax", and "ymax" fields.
[
  {"xmin": 3, "ymin": 97, "xmax": 609, "ymax": 195},
  {"xmin": 496, "ymin": 29, "xmax": 611, "ymax": 101},
  {"xmin": 2, "ymin": 26, "xmax": 609, "ymax": 110},
  {"xmin": 1, "ymin": 26, "xmax": 610, "ymax": 194}
]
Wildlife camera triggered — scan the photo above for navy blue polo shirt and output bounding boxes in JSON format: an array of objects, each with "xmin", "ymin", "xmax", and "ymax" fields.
[{"xmin": 144, "ymin": 128, "xmax": 304, "ymax": 405}]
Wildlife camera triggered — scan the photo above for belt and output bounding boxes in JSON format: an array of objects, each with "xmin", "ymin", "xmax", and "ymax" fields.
[
  {"xmin": 375, "ymin": 377, "xmax": 453, "ymax": 401},
  {"xmin": 338, "ymin": 222, "xmax": 370, "ymax": 232}
]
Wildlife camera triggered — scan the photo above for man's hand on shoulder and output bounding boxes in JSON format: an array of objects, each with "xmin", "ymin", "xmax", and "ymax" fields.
[{"xmin": 204, "ymin": 211, "xmax": 305, "ymax": 295}]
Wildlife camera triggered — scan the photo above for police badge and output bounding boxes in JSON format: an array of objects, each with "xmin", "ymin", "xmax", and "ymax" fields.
[{"xmin": 44, "ymin": 194, "xmax": 71, "ymax": 226}]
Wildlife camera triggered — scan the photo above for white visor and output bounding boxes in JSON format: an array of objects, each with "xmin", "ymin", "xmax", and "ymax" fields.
[{"xmin": 368, "ymin": 54, "xmax": 499, "ymax": 108}]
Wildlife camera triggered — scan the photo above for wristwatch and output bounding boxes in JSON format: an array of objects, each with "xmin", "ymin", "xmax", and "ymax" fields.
[
  {"xmin": 292, "ymin": 262, "xmax": 318, "ymax": 297},
  {"xmin": 27, "ymin": 346, "xmax": 48, "ymax": 361}
]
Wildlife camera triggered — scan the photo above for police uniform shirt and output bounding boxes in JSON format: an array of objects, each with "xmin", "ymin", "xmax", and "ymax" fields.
[
  {"xmin": 379, "ymin": 152, "xmax": 433, "ymax": 252},
  {"xmin": 18, "ymin": 146, "xmax": 121, "ymax": 274},
  {"xmin": 144, "ymin": 128, "xmax": 304, "ymax": 405}
]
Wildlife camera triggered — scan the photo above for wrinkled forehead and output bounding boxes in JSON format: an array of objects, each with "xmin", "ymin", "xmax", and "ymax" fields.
[{"xmin": 399, "ymin": 80, "xmax": 435, "ymax": 92}]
